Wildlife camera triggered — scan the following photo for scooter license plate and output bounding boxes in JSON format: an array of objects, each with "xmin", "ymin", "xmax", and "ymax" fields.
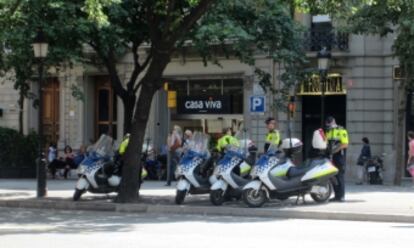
[{"xmin": 367, "ymin": 166, "xmax": 376, "ymax": 172}]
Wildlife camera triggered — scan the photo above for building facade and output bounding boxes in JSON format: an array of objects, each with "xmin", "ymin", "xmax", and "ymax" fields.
[{"xmin": 0, "ymin": 14, "xmax": 411, "ymax": 182}]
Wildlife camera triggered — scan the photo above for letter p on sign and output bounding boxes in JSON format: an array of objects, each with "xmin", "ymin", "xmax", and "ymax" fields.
[{"xmin": 250, "ymin": 96, "xmax": 265, "ymax": 113}]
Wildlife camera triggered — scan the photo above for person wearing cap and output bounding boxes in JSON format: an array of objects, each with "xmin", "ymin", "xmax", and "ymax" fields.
[
  {"xmin": 325, "ymin": 116, "xmax": 349, "ymax": 202},
  {"xmin": 216, "ymin": 127, "xmax": 238, "ymax": 153},
  {"xmin": 264, "ymin": 117, "xmax": 281, "ymax": 152}
]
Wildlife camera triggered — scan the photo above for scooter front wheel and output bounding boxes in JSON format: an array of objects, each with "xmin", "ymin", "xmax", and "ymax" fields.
[
  {"xmin": 73, "ymin": 189, "xmax": 85, "ymax": 201},
  {"xmin": 175, "ymin": 189, "xmax": 187, "ymax": 205},
  {"xmin": 242, "ymin": 188, "xmax": 267, "ymax": 208},
  {"xmin": 210, "ymin": 189, "xmax": 225, "ymax": 206}
]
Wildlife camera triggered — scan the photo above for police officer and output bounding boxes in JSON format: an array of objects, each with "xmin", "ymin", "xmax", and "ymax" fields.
[
  {"xmin": 216, "ymin": 127, "xmax": 239, "ymax": 153},
  {"xmin": 264, "ymin": 117, "xmax": 281, "ymax": 152},
  {"xmin": 325, "ymin": 116, "xmax": 349, "ymax": 202}
]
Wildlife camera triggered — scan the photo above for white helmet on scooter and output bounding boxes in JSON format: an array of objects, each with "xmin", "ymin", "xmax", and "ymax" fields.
[
  {"xmin": 108, "ymin": 175, "xmax": 121, "ymax": 187},
  {"xmin": 281, "ymin": 138, "xmax": 303, "ymax": 154}
]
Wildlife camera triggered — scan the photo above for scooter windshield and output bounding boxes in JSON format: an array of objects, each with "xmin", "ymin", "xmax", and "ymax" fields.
[
  {"xmin": 187, "ymin": 131, "xmax": 210, "ymax": 156},
  {"xmin": 266, "ymin": 143, "xmax": 279, "ymax": 155},
  {"xmin": 91, "ymin": 134, "xmax": 114, "ymax": 158},
  {"xmin": 230, "ymin": 130, "xmax": 255, "ymax": 157}
]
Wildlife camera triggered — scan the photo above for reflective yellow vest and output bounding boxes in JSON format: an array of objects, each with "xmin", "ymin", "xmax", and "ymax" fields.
[
  {"xmin": 265, "ymin": 130, "xmax": 281, "ymax": 146},
  {"xmin": 326, "ymin": 127, "xmax": 349, "ymax": 145},
  {"xmin": 216, "ymin": 135, "xmax": 239, "ymax": 152}
]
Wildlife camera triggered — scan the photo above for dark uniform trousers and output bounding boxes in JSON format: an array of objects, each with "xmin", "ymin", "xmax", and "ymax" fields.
[{"xmin": 332, "ymin": 152, "xmax": 346, "ymax": 199}]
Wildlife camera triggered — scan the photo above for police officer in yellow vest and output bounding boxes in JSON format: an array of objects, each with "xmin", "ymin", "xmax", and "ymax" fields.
[
  {"xmin": 264, "ymin": 117, "xmax": 281, "ymax": 152},
  {"xmin": 216, "ymin": 127, "xmax": 239, "ymax": 153},
  {"xmin": 325, "ymin": 116, "xmax": 349, "ymax": 202}
]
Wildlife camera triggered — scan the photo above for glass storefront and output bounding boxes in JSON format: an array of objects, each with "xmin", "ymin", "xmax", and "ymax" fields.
[{"xmin": 167, "ymin": 78, "xmax": 244, "ymax": 142}]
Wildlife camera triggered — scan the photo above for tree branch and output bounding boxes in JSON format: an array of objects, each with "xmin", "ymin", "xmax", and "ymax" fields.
[
  {"xmin": 133, "ymin": 80, "xmax": 142, "ymax": 93},
  {"xmin": 127, "ymin": 43, "xmax": 141, "ymax": 92},
  {"xmin": 9, "ymin": 0, "xmax": 23, "ymax": 16},
  {"xmin": 168, "ymin": 0, "xmax": 215, "ymax": 45},
  {"xmin": 163, "ymin": 0, "xmax": 177, "ymax": 36}
]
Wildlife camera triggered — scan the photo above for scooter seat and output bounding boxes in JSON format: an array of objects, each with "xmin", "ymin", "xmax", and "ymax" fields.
[
  {"xmin": 287, "ymin": 158, "xmax": 327, "ymax": 178},
  {"xmin": 287, "ymin": 166, "xmax": 308, "ymax": 178}
]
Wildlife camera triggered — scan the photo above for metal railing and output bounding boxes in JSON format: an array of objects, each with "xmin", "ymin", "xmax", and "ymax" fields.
[{"xmin": 304, "ymin": 28, "xmax": 349, "ymax": 52}]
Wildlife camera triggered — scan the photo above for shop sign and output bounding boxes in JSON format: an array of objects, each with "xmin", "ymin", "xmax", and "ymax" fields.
[
  {"xmin": 297, "ymin": 73, "xmax": 346, "ymax": 95},
  {"xmin": 249, "ymin": 95, "xmax": 266, "ymax": 114},
  {"xmin": 177, "ymin": 96, "xmax": 230, "ymax": 114}
]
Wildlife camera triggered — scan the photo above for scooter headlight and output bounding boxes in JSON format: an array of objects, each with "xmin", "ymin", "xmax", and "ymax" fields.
[
  {"xmin": 77, "ymin": 165, "xmax": 86, "ymax": 175},
  {"xmin": 250, "ymin": 166, "xmax": 258, "ymax": 178},
  {"xmin": 213, "ymin": 166, "xmax": 220, "ymax": 177},
  {"xmin": 175, "ymin": 166, "xmax": 184, "ymax": 178}
]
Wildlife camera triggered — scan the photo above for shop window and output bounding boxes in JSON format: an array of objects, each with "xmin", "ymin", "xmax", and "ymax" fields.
[{"xmin": 190, "ymin": 79, "xmax": 221, "ymax": 96}]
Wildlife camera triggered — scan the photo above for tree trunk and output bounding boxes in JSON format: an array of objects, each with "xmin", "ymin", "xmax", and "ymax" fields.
[
  {"xmin": 116, "ymin": 83, "xmax": 157, "ymax": 203},
  {"xmin": 116, "ymin": 50, "xmax": 171, "ymax": 203},
  {"xmin": 122, "ymin": 93, "xmax": 136, "ymax": 135}
]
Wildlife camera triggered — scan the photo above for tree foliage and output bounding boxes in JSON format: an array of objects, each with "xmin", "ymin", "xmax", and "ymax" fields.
[{"xmin": 0, "ymin": 0, "xmax": 86, "ymax": 133}]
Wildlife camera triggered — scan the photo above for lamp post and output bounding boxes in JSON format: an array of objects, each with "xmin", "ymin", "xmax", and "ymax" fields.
[
  {"xmin": 317, "ymin": 47, "xmax": 331, "ymax": 127},
  {"xmin": 32, "ymin": 29, "xmax": 49, "ymax": 198}
]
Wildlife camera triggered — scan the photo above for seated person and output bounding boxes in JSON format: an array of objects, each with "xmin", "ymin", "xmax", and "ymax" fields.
[{"xmin": 48, "ymin": 145, "xmax": 77, "ymax": 179}]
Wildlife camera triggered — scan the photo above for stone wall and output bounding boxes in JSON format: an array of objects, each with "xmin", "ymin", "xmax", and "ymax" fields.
[
  {"xmin": 343, "ymin": 34, "xmax": 397, "ymax": 182},
  {"xmin": 0, "ymin": 72, "xmax": 22, "ymax": 131}
]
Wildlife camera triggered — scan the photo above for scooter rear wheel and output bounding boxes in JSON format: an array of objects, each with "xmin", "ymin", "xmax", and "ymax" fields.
[
  {"xmin": 210, "ymin": 189, "xmax": 225, "ymax": 206},
  {"xmin": 310, "ymin": 182, "xmax": 332, "ymax": 203},
  {"xmin": 175, "ymin": 189, "xmax": 187, "ymax": 205},
  {"xmin": 242, "ymin": 188, "xmax": 267, "ymax": 208}
]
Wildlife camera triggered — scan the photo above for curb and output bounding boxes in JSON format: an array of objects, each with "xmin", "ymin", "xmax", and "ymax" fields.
[{"xmin": 0, "ymin": 199, "xmax": 413, "ymax": 224}]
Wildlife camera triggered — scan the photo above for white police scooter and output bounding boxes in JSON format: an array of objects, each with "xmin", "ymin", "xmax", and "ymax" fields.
[
  {"xmin": 73, "ymin": 134, "xmax": 147, "ymax": 201},
  {"xmin": 242, "ymin": 129, "xmax": 338, "ymax": 208},
  {"xmin": 73, "ymin": 135, "xmax": 120, "ymax": 200},
  {"xmin": 175, "ymin": 132, "xmax": 217, "ymax": 204},
  {"xmin": 209, "ymin": 136, "xmax": 257, "ymax": 206}
]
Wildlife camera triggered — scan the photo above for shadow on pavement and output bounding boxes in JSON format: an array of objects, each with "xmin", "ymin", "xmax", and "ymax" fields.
[
  {"xmin": 0, "ymin": 192, "xmax": 31, "ymax": 198},
  {"xmin": 391, "ymin": 225, "xmax": 414, "ymax": 229},
  {"xmin": 0, "ymin": 208, "xmax": 281, "ymax": 235},
  {"xmin": 345, "ymin": 184, "xmax": 414, "ymax": 194}
]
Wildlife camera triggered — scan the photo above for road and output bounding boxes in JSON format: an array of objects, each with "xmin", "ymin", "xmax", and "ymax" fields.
[{"xmin": 0, "ymin": 208, "xmax": 412, "ymax": 248}]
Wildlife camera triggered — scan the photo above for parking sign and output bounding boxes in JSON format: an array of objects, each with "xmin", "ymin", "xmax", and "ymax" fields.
[{"xmin": 250, "ymin": 96, "xmax": 265, "ymax": 114}]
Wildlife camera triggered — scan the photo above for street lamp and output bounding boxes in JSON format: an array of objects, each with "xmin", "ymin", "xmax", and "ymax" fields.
[
  {"xmin": 32, "ymin": 29, "xmax": 49, "ymax": 198},
  {"xmin": 317, "ymin": 47, "xmax": 331, "ymax": 127}
]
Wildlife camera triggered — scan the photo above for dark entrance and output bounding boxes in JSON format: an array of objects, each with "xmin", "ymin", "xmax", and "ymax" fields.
[{"xmin": 301, "ymin": 95, "xmax": 347, "ymax": 158}]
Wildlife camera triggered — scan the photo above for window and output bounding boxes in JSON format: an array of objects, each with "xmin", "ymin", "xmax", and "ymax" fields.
[
  {"xmin": 95, "ymin": 76, "xmax": 117, "ymax": 140},
  {"xmin": 190, "ymin": 79, "xmax": 222, "ymax": 96}
]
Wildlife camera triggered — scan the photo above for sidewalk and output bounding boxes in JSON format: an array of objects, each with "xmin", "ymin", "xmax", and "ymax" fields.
[{"xmin": 0, "ymin": 179, "xmax": 413, "ymax": 223}]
